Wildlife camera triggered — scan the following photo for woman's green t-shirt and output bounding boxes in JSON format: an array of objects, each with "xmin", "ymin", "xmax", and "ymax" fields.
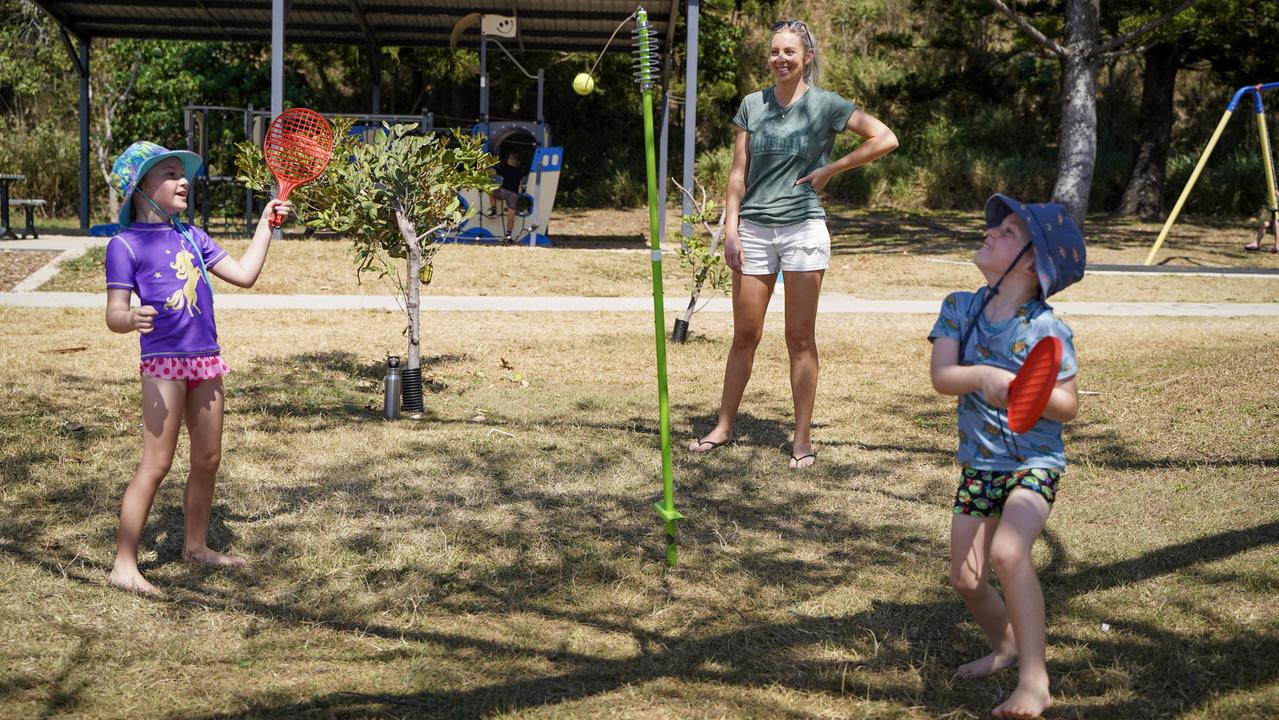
[{"xmin": 733, "ymin": 86, "xmax": 857, "ymax": 227}]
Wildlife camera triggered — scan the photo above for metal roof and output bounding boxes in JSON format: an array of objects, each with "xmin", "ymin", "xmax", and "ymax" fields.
[{"xmin": 30, "ymin": 1, "xmax": 678, "ymax": 52}]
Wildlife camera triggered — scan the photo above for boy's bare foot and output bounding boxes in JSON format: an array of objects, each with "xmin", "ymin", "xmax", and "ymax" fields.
[
  {"xmin": 183, "ymin": 548, "xmax": 247, "ymax": 567},
  {"xmin": 954, "ymin": 650, "xmax": 1018, "ymax": 679},
  {"xmin": 107, "ymin": 567, "xmax": 159, "ymax": 595},
  {"xmin": 992, "ymin": 681, "xmax": 1052, "ymax": 718}
]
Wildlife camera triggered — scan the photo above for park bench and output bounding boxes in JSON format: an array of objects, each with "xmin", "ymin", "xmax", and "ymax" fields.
[{"xmin": 12, "ymin": 198, "xmax": 47, "ymax": 239}]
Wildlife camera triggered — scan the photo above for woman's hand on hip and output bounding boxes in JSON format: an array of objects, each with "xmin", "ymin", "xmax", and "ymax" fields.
[{"xmin": 795, "ymin": 165, "xmax": 835, "ymax": 193}]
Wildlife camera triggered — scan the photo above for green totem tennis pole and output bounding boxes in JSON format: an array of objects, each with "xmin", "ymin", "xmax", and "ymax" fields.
[{"xmin": 634, "ymin": 7, "xmax": 683, "ymax": 566}]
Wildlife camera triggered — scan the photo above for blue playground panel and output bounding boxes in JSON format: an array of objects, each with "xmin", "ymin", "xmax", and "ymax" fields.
[
  {"xmin": 531, "ymin": 146, "xmax": 562, "ymax": 171},
  {"xmin": 438, "ymin": 226, "xmax": 552, "ymax": 248}
]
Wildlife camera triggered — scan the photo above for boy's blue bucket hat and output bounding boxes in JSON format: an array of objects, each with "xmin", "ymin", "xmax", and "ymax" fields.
[
  {"xmin": 110, "ymin": 141, "xmax": 203, "ymax": 227},
  {"xmin": 985, "ymin": 194, "xmax": 1086, "ymax": 298}
]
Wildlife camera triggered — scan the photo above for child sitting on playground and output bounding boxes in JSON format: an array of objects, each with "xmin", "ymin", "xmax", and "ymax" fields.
[
  {"xmin": 1243, "ymin": 190, "xmax": 1278, "ymax": 254},
  {"xmin": 928, "ymin": 194, "xmax": 1085, "ymax": 718},
  {"xmin": 489, "ymin": 152, "xmax": 527, "ymax": 242},
  {"xmin": 104, "ymin": 141, "xmax": 291, "ymax": 594}
]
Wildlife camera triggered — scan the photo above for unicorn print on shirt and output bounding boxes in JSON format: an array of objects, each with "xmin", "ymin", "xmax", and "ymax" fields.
[{"xmin": 164, "ymin": 248, "xmax": 202, "ymax": 316}]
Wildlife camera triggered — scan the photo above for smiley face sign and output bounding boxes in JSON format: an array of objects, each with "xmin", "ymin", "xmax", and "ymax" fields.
[{"xmin": 482, "ymin": 15, "xmax": 517, "ymax": 38}]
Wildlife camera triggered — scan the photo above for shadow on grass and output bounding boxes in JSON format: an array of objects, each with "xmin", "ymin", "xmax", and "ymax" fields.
[
  {"xmin": 138, "ymin": 500, "xmax": 244, "ymax": 569},
  {"xmin": 3, "ymin": 366, "xmax": 1278, "ymax": 718},
  {"xmin": 1070, "ymin": 420, "xmax": 1279, "ymax": 470},
  {"xmin": 172, "ymin": 517, "xmax": 1279, "ymax": 719},
  {"xmin": 824, "ymin": 210, "xmax": 1254, "ymax": 258},
  {"xmin": 225, "ymin": 350, "xmax": 463, "ymax": 430},
  {"xmin": 827, "ymin": 211, "xmax": 979, "ymax": 257},
  {"xmin": 548, "ymin": 235, "xmax": 648, "ymax": 250}
]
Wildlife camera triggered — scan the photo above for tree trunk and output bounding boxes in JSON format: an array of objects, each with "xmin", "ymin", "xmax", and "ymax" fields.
[
  {"xmin": 395, "ymin": 207, "xmax": 422, "ymax": 371},
  {"xmin": 1051, "ymin": 0, "xmax": 1100, "ymax": 228},
  {"xmin": 1117, "ymin": 42, "xmax": 1178, "ymax": 218}
]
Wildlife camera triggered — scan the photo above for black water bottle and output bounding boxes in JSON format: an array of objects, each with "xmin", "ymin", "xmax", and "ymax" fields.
[{"xmin": 383, "ymin": 356, "xmax": 402, "ymax": 419}]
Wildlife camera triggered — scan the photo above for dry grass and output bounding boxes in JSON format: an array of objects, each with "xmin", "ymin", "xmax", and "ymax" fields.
[
  {"xmin": 0, "ymin": 249, "xmax": 59, "ymax": 291},
  {"xmin": 2, "ymin": 304, "xmax": 1277, "ymax": 719},
  {"xmin": 36, "ymin": 208, "xmax": 1279, "ymax": 303}
]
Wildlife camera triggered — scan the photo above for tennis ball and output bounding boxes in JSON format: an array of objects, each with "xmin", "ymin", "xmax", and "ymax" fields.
[{"xmin": 572, "ymin": 73, "xmax": 595, "ymax": 96}]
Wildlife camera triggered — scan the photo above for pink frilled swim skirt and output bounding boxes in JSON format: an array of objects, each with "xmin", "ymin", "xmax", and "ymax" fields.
[{"xmin": 139, "ymin": 355, "xmax": 230, "ymax": 389}]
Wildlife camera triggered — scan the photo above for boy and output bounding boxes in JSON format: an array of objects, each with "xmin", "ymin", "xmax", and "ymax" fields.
[{"xmin": 928, "ymin": 194, "xmax": 1086, "ymax": 718}]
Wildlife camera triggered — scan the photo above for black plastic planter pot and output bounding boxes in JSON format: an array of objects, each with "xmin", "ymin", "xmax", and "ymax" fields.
[
  {"xmin": 401, "ymin": 367, "xmax": 425, "ymax": 413},
  {"xmin": 672, "ymin": 318, "xmax": 690, "ymax": 343}
]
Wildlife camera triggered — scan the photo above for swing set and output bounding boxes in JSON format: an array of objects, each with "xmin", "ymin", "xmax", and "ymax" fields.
[{"xmin": 1144, "ymin": 82, "xmax": 1279, "ymax": 265}]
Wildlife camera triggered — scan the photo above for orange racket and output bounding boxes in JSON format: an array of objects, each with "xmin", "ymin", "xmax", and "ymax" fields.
[
  {"xmin": 263, "ymin": 108, "xmax": 334, "ymax": 228},
  {"xmin": 1006, "ymin": 336, "xmax": 1063, "ymax": 433}
]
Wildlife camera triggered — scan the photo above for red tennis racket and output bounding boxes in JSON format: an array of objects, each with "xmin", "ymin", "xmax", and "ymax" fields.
[
  {"xmin": 263, "ymin": 108, "xmax": 334, "ymax": 228},
  {"xmin": 1006, "ymin": 336, "xmax": 1063, "ymax": 433}
]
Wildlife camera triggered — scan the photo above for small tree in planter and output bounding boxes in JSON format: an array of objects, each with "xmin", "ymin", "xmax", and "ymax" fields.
[
  {"xmin": 671, "ymin": 177, "xmax": 730, "ymax": 343},
  {"xmin": 236, "ymin": 120, "xmax": 494, "ymax": 414}
]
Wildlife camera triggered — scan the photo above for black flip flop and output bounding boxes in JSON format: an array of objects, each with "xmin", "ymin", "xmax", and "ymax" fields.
[
  {"xmin": 790, "ymin": 452, "xmax": 817, "ymax": 468},
  {"xmin": 690, "ymin": 437, "xmax": 730, "ymax": 453}
]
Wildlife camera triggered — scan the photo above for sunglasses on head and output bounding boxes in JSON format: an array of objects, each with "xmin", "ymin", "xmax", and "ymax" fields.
[
  {"xmin": 771, "ymin": 19, "xmax": 813, "ymax": 45},
  {"xmin": 771, "ymin": 19, "xmax": 807, "ymax": 31}
]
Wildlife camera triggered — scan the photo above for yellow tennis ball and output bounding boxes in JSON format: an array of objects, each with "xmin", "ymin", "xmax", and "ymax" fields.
[{"xmin": 573, "ymin": 73, "xmax": 595, "ymax": 96}]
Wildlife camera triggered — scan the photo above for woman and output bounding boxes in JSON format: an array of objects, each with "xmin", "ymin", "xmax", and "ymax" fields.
[{"xmin": 689, "ymin": 19, "xmax": 898, "ymax": 469}]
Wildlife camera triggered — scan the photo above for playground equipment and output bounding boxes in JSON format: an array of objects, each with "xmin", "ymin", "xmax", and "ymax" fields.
[
  {"xmin": 1144, "ymin": 82, "xmax": 1279, "ymax": 265},
  {"xmin": 183, "ymin": 104, "xmax": 434, "ymax": 234},
  {"xmin": 448, "ymin": 122, "xmax": 562, "ymax": 248},
  {"xmin": 182, "ymin": 91, "xmax": 562, "ymax": 246},
  {"xmin": 441, "ymin": 13, "xmax": 564, "ymax": 247}
]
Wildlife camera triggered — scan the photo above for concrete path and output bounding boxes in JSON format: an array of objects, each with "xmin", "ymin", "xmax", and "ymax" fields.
[
  {"xmin": 4, "ymin": 235, "xmax": 1278, "ymax": 317},
  {"xmin": 3, "ymin": 291, "xmax": 1278, "ymax": 317}
]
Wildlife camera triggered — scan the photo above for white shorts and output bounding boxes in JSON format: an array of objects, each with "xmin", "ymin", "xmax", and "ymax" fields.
[{"xmin": 738, "ymin": 218, "xmax": 831, "ymax": 275}]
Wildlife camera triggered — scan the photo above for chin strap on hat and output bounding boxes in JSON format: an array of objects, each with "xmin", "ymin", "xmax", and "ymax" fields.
[
  {"xmin": 137, "ymin": 190, "xmax": 214, "ymax": 295},
  {"xmin": 956, "ymin": 241, "xmax": 1032, "ymax": 361},
  {"xmin": 957, "ymin": 240, "xmax": 1034, "ymax": 460}
]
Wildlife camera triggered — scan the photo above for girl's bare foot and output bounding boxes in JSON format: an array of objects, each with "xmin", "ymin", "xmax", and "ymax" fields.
[
  {"xmin": 954, "ymin": 650, "xmax": 1018, "ymax": 679},
  {"xmin": 992, "ymin": 681, "xmax": 1052, "ymax": 718},
  {"xmin": 183, "ymin": 547, "xmax": 247, "ymax": 567},
  {"xmin": 107, "ymin": 566, "xmax": 159, "ymax": 594}
]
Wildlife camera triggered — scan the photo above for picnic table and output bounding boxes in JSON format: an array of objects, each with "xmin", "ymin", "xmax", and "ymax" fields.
[{"xmin": 0, "ymin": 173, "xmax": 22, "ymax": 240}]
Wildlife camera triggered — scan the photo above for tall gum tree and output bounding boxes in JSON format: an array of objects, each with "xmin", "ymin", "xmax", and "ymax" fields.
[{"xmin": 988, "ymin": 0, "xmax": 1198, "ymax": 225}]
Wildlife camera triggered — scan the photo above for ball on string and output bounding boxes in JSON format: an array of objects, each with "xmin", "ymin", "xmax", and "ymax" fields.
[{"xmin": 572, "ymin": 73, "xmax": 595, "ymax": 96}]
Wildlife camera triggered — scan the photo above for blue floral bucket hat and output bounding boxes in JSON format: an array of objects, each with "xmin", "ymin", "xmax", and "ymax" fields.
[
  {"xmin": 110, "ymin": 141, "xmax": 203, "ymax": 227},
  {"xmin": 984, "ymin": 194, "xmax": 1087, "ymax": 298}
]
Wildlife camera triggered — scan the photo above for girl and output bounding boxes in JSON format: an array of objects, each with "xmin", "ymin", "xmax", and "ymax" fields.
[
  {"xmin": 104, "ymin": 141, "xmax": 291, "ymax": 593},
  {"xmin": 688, "ymin": 19, "xmax": 898, "ymax": 468}
]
